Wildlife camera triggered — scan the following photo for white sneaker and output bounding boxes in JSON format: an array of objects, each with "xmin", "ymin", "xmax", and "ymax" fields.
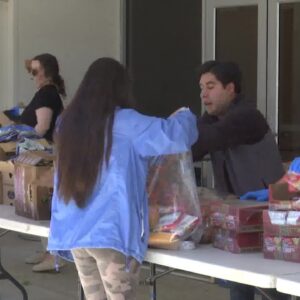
[
  {"xmin": 25, "ymin": 251, "xmax": 46, "ymax": 264},
  {"xmin": 32, "ymin": 254, "xmax": 65, "ymax": 272}
]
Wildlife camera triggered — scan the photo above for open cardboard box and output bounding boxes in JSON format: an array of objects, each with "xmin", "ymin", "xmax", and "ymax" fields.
[
  {"xmin": 26, "ymin": 182, "xmax": 53, "ymax": 220},
  {"xmin": 14, "ymin": 163, "xmax": 54, "ymax": 220},
  {"xmin": 263, "ymin": 210, "xmax": 300, "ymax": 236},
  {"xmin": 14, "ymin": 150, "xmax": 54, "ymax": 166},
  {"xmin": 210, "ymin": 199, "xmax": 268, "ymax": 232},
  {"xmin": 0, "ymin": 112, "xmax": 14, "ymax": 127},
  {"xmin": 269, "ymin": 182, "xmax": 300, "ymax": 210},
  {"xmin": 0, "ymin": 142, "xmax": 16, "ymax": 161}
]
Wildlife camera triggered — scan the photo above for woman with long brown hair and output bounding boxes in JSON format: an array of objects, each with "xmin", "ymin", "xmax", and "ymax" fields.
[{"xmin": 48, "ymin": 57, "xmax": 198, "ymax": 300}]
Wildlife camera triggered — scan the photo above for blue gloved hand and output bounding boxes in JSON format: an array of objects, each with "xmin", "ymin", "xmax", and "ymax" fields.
[
  {"xmin": 240, "ymin": 188, "xmax": 269, "ymax": 202},
  {"xmin": 288, "ymin": 157, "xmax": 300, "ymax": 174}
]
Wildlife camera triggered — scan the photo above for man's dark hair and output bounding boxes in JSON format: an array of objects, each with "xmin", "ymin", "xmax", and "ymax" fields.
[{"xmin": 197, "ymin": 60, "xmax": 242, "ymax": 93}]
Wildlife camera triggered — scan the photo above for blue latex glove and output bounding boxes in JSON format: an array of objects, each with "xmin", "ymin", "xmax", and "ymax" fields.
[
  {"xmin": 240, "ymin": 188, "xmax": 269, "ymax": 202},
  {"xmin": 9, "ymin": 106, "xmax": 22, "ymax": 117},
  {"xmin": 288, "ymin": 157, "xmax": 300, "ymax": 174}
]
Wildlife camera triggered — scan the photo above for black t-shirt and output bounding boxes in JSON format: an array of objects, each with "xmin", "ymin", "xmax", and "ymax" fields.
[{"xmin": 20, "ymin": 84, "xmax": 63, "ymax": 141}]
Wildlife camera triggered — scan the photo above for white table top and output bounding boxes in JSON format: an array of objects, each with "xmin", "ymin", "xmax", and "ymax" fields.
[
  {"xmin": 145, "ymin": 246, "xmax": 300, "ymax": 288},
  {"xmin": 0, "ymin": 205, "xmax": 49, "ymax": 237},
  {"xmin": 276, "ymin": 273, "xmax": 300, "ymax": 297},
  {"xmin": 1, "ymin": 204, "xmax": 300, "ymax": 291}
]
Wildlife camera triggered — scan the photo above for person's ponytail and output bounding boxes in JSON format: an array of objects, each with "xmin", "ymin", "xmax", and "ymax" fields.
[{"xmin": 53, "ymin": 74, "xmax": 66, "ymax": 98}]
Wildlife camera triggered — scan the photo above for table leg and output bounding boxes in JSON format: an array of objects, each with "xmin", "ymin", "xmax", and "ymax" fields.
[
  {"xmin": 150, "ymin": 263, "xmax": 157, "ymax": 300},
  {"xmin": 0, "ymin": 250, "xmax": 28, "ymax": 300}
]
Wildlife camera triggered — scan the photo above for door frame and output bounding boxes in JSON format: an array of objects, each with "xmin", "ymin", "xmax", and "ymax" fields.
[
  {"xmin": 267, "ymin": 0, "xmax": 300, "ymax": 135},
  {"xmin": 202, "ymin": 0, "xmax": 268, "ymax": 115}
]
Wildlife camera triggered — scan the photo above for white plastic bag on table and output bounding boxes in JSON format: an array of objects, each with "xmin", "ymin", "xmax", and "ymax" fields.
[{"xmin": 147, "ymin": 151, "xmax": 203, "ymax": 250}]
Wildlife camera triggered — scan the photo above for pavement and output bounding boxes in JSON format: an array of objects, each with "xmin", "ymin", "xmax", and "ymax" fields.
[{"xmin": 0, "ymin": 231, "xmax": 230, "ymax": 300}]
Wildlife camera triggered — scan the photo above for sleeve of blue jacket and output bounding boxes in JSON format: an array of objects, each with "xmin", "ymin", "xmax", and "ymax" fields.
[{"xmin": 133, "ymin": 109, "xmax": 198, "ymax": 157}]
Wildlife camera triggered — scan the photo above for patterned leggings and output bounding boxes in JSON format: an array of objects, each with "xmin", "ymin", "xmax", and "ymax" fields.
[{"xmin": 71, "ymin": 248, "xmax": 141, "ymax": 300}]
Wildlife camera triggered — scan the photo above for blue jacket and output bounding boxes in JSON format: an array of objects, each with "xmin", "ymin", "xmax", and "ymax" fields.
[{"xmin": 48, "ymin": 108, "xmax": 198, "ymax": 263}]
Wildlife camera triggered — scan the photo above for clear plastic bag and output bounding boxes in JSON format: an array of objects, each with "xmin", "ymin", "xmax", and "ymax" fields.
[{"xmin": 147, "ymin": 151, "xmax": 203, "ymax": 250}]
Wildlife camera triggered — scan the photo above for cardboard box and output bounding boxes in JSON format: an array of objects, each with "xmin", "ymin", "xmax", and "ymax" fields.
[
  {"xmin": 0, "ymin": 160, "xmax": 14, "ymax": 185},
  {"xmin": 0, "ymin": 112, "xmax": 14, "ymax": 127},
  {"xmin": 199, "ymin": 198, "xmax": 222, "ymax": 243},
  {"xmin": 0, "ymin": 160, "xmax": 14, "ymax": 173},
  {"xmin": 26, "ymin": 183, "xmax": 53, "ymax": 220},
  {"xmin": 14, "ymin": 163, "xmax": 54, "ymax": 220},
  {"xmin": 263, "ymin": 210, "xmax": 300, "ymax": 236},
  {"xmin": 0, "ymin": 173, "xmax": 2, "ymax": 204},
  {"xmin": 1, "ymin": 170, "xmax": 14, "ymax": 185},
  {"xmin": 263, "ymin": 236, "xmax": 283, "ymax": 260},
  {"xmin": 0, "ymin": 161, "xmax": 15, "ymax": 205},
  {"xmin": 263, "ymin": 236, "xmax": 300, "ymax": 263},
  {"xmin": 14, "ymin": 150, "xmax": 54, "ymax": 166},
  {"xmin": 2, "ymin": 184, "xmax": 15, "ymax": 206},
  {"xmin": 0, "ymin": 142, "xmax": 16, "ymax": 161},
  {"xmin": 269, "ymin": 183, "xmax": 300, "ymax": 211},
  {"xmin": 282, "ymin": 237, "xmax": 300, "ymax": 263},
  {"xmin": 210, "ymin": 200, "xmax": 267, "ymax": 232},
  {"xmin": 213, "ymin": 229, "xmax": 263, "ymax": 253}
]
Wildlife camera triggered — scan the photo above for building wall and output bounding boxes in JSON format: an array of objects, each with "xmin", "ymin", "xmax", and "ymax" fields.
[
  {"xmin": 0, "ymin": 1, "xmax": 11, "ymax": 109},
  {"xmin": 0, "ymin": 0, "xmax": 122, "ymax": 109}
]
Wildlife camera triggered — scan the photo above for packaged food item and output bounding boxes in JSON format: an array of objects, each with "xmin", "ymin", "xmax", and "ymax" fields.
[
  {"xmin": 269, "ymin": 182, "xmax": 300, "ymax": 211},
  {"xmin": 287, "ymin": 211, "xmax": 300, "ymax": 225},
  {"xmin": 263, "ymin": 210, "xmax": 300, "ymax": 237},
  {"xmin": 281, "ymin": 172, "xmax": 300, "ymax": 192},
  {"xmin": 210, "ymin": 200, "xmax": 267, "ymax": 232},
  {"xmin": 148, "ymin": 232, "xmax": 181, "ymax": 250},
  {"xmin": 263, "ymin": 235, "xmax": 300, "ymax": 263},
  {"xmin": 199, "ymin": 200, "xmax": 217, "ymax": 243},
  {"xmin": 282, "ymin": 237, "xmax": 300, "ymax": 263},
  {"xmin": 263, "ymin": 236, "xmax": 283, "ymax": 260},
  {"xmin": 147, "ymin": 151, "xmax": 203, "ymax": 250},
  {"xmin": 213, "ymin": 229, "xmax": 263, "ymax": 253},
  {"xmin": 180, "ymin": 241, "xmax": 196, "ymax": 250}
]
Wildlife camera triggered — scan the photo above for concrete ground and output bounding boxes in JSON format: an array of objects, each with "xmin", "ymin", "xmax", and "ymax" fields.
[{"xmin": 0, "ymin": 231, "xmax": 235, "ymax": 300}]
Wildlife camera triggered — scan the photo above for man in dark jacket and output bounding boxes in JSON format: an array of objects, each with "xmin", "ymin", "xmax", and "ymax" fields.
[{"xmin": 192, "ymin": 61, "xmax": 287, "ymax": 300}]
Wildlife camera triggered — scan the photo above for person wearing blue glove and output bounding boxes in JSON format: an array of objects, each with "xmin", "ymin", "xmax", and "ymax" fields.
[
  {"xmin": 240, "ymin": 189, "xmax": 269, "ymax": 202},
  {"xmin": 192, "ymin": 61, "xmax": 287, "ymax": 300},
  {"xmin": 240, "ymin": 157, "xmax": 300, "ymax": 202}
]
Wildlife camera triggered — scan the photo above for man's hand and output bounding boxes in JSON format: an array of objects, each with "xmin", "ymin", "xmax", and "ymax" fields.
[{"xmin": 240, "ymin": 189, "xmax": 269, "ymax": 202}]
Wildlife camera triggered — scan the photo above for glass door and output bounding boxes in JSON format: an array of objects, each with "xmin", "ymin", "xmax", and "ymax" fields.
[
  {"xmin": 268, "ymin": 0, "xmax": 300, "ymax": 161},
  {"xmin": 201, "ymin": 0, "xmax": 267, "ymax": 187},
  {"xmin": 203, "ymin": 0, "xmax": 267, "ymax": 114}
]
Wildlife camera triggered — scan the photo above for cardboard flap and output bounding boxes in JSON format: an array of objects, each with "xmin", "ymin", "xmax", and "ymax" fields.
[
  {"xmin": 14, "ymin": 151, "xmax": 54, "ymax": 166},
  {"xmin": 0, "ymin": 112, "xmax": 14, "ymax": 127},
  {"xmin": 0, "ymin": 160, "xmax": 14, "ymax": 173},
  {"xmin": 0, "ymin": 142, "xmax": 16, "ymax": 153},
  {"xmin": 269, "ymin": 182, "xmax": 300, "ymax": 200}
]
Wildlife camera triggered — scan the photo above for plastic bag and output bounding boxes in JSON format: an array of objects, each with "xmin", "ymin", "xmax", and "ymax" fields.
[
  {"xmin": 0, "ymin": 124, "xmax": 40, "ymax": 142},
  {"xmin": 147, "ymin": 151, "xmax": 203, "ymax": 250}
]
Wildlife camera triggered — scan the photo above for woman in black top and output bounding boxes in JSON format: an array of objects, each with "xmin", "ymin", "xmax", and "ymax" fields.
[
  {"xmin": 21, "ymin": 53, "xmax": 65, "ymax": 141},
  {"xmin": 22, "ymin": 54, "xmax": 66, "ymax": 272}
]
